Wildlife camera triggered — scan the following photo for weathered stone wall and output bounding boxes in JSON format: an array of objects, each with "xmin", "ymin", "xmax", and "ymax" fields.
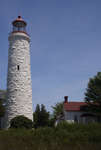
[{"xmin": 5, "ymin": 32, "xmax": 33, "ymax": 128}]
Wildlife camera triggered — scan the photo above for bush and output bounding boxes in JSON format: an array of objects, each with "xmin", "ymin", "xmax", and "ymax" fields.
[
  {"xmin": 10, "ymin": 115, "xmax": 33, "ymax": 129},
  {"xmin": 0, "ymin": 123, "xmax": 101, "ymax": 150}
]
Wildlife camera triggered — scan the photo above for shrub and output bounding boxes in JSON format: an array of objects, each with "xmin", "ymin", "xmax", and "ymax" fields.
[
  {"xmin": 0, "ymin": 123, "xmax": 101, "ymax": 150},
  {"xmin": 10, "ymin": 115, "xmax": 33, "ymax": 129}
]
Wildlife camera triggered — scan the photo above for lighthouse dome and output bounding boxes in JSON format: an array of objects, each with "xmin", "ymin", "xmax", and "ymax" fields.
[{"xmin": 12, "ymin": 16, "xmax": 27, "ymax": 33}]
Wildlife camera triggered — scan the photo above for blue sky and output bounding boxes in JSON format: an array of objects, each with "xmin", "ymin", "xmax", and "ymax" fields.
[{"xmin": 0, "ymin": 0, "xmax": 101, "ymax": 112}]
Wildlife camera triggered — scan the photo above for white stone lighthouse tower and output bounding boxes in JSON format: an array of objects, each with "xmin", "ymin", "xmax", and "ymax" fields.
[{"xmin": 5, "ymin": 16, "xmax": 33, "ymax": 128}]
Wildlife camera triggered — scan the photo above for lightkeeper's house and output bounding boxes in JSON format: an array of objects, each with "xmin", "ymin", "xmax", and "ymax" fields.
[{"xmin": 63, "ymin": 96, "xmax": 101, "ymax": 124}]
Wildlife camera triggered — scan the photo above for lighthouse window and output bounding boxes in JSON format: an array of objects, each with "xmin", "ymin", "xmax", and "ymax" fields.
[{"xmin": 17, "ymin": 65, "xmax": 20, "ymax": 71}]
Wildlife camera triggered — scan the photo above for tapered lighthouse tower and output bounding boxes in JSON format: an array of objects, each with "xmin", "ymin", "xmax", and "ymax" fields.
[{"xmin": 5, "ymin": 16, "xmax": 33, "ymax": 128}]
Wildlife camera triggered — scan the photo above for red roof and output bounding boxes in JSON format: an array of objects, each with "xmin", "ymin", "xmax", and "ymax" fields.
[{"xmin": 64, "ymin": 102, "xmax": 87, "ymax": 111}]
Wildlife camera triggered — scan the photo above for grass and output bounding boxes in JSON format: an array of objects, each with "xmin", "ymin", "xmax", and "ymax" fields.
[{"xmin": 0, "ymin": 122, "xmax": 101, "ymax": 150}]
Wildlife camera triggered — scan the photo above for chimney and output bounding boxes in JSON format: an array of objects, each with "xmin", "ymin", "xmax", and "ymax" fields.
[{"xmin": 64, "ymin": 96, "xmax": 68, "ymax": 103}]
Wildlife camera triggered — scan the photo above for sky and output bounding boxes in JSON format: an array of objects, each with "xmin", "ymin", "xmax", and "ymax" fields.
[{"xmin": 0, "ymin": 0, "xmax": 101, "ymax": 112}]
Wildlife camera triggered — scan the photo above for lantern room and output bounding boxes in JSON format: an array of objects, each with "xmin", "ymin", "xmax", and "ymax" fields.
[{"xmin": 12, "ymin": 16, "xmax": 27, "ymax": 33}]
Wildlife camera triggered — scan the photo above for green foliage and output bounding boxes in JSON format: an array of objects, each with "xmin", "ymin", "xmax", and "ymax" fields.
[
  {"xmin": 52, "ymin": 102, "xmax": 64, "ymax": 119},
  {"xmin": 48, "ymin": 117, "xmax": 55, "ymax": 127},
  {"xmin": 0, "ymin": 123, "xmax": 101, "ymax": 150},
  {"xmin": 0, "ymin": 90, "xmax": 6, "ymax": 100},
  {"xmin": 33, "ymin": 104, "xmax": 50, "ymax": 128},
  {"xmin": 0, "ymin": 90, "xmax": 6, "ymax": 118},
  {"xmin": 85, "ymin": 72, "xmax": 101, "ymax": 114},
  {"xmin": 10, "ymin": 115, "xmax": 33, "ymax": 129},
  {"xmin": 33, "ymin": 104, "xmax": 41, "ymax": 128},
  {"xmin": 40, "ymin": 104, "xmax": 50, "ymax": 127},
  {"xmin": 0, "ymin": 100, "xmax": 5, "ymax": 118}
]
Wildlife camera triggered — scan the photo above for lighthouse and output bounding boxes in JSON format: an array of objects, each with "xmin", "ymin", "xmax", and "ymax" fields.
[{"xmin": 5, "ymin": 16, "xmax": 33, "ymax": 128}]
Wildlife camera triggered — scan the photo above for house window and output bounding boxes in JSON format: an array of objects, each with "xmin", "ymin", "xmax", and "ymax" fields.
[
  {"xmin": 74, "ymin": 115, "xmax": 78, "ymax": 123},
  {"xmin": 17, "ymin": 65, "xmax": 20, "ymax": 71}
]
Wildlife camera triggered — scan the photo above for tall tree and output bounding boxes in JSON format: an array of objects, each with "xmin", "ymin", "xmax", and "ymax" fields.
[
  {"xmin": 0, "ymin": 90, "xmax": 6, "ymax": 118},
  {"xmin": 0, "ymin": 100, "xmax": 5, "ymax": 118},
  {"xmin": 40, "ymin": 104, "xmax": 49, "ymax": 127},
  {"xmin": 52, "ymin": 102, "xmax": 64, "ymax": 119},
  {"xmin": 33, "ymin": 104, "xmax": 49, "ymax": 128},
  {"xmin": 33, "ymin": 104, "xmax": 41, "ymax": 128},
  {"xmin": 84, "ymin": 72, "xmax": 101, "ymax": 114}
]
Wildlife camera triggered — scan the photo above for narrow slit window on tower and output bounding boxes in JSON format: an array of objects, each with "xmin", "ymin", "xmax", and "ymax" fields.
[{"xmin": 17, "ymin": 65, "xmax": 20, "ymax": 71}]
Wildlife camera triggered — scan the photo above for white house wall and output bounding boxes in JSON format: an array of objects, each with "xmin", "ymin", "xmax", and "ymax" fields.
[{"xmin": 64, "ymin": 111, "xmax": 85, "ymax": 123}]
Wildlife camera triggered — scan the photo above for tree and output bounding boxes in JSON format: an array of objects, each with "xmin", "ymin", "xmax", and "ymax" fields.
[
  {"xmin": 52, "ymin": 102, "xmax": 64, "ymax": 119},
  {"xmin": 10, "ymin": 115, "xmax": 33, "ymax": 129},
  {"xmin": 48, "ymin": 116, "xmax": 56, "ymax": 127},
  {"xmin": 33, "ymin": 104, "xmax": 50, "ymax": 128},
  {"xmin": 40, "ymin": 104, "xmax": 49, "ymax": 127},
  {"xmin": 84, "ymin": 72, "xmax": 101, "ymax": 114},
  {"xmin": 0, "ymin": 100, "xmax": 5, "ymax": 118},
  {"xmin": 0, "ymin": 90, "xmax": 6, "ymax": 118},
  {"xmin": 33, "ymin": 104, "xmax": 41, "ymax": 128}
]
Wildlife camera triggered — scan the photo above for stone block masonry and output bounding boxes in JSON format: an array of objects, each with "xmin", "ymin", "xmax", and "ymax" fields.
[{"xmin": 4, "ymin": 32, "xmax": 33, "ymax": 128}]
